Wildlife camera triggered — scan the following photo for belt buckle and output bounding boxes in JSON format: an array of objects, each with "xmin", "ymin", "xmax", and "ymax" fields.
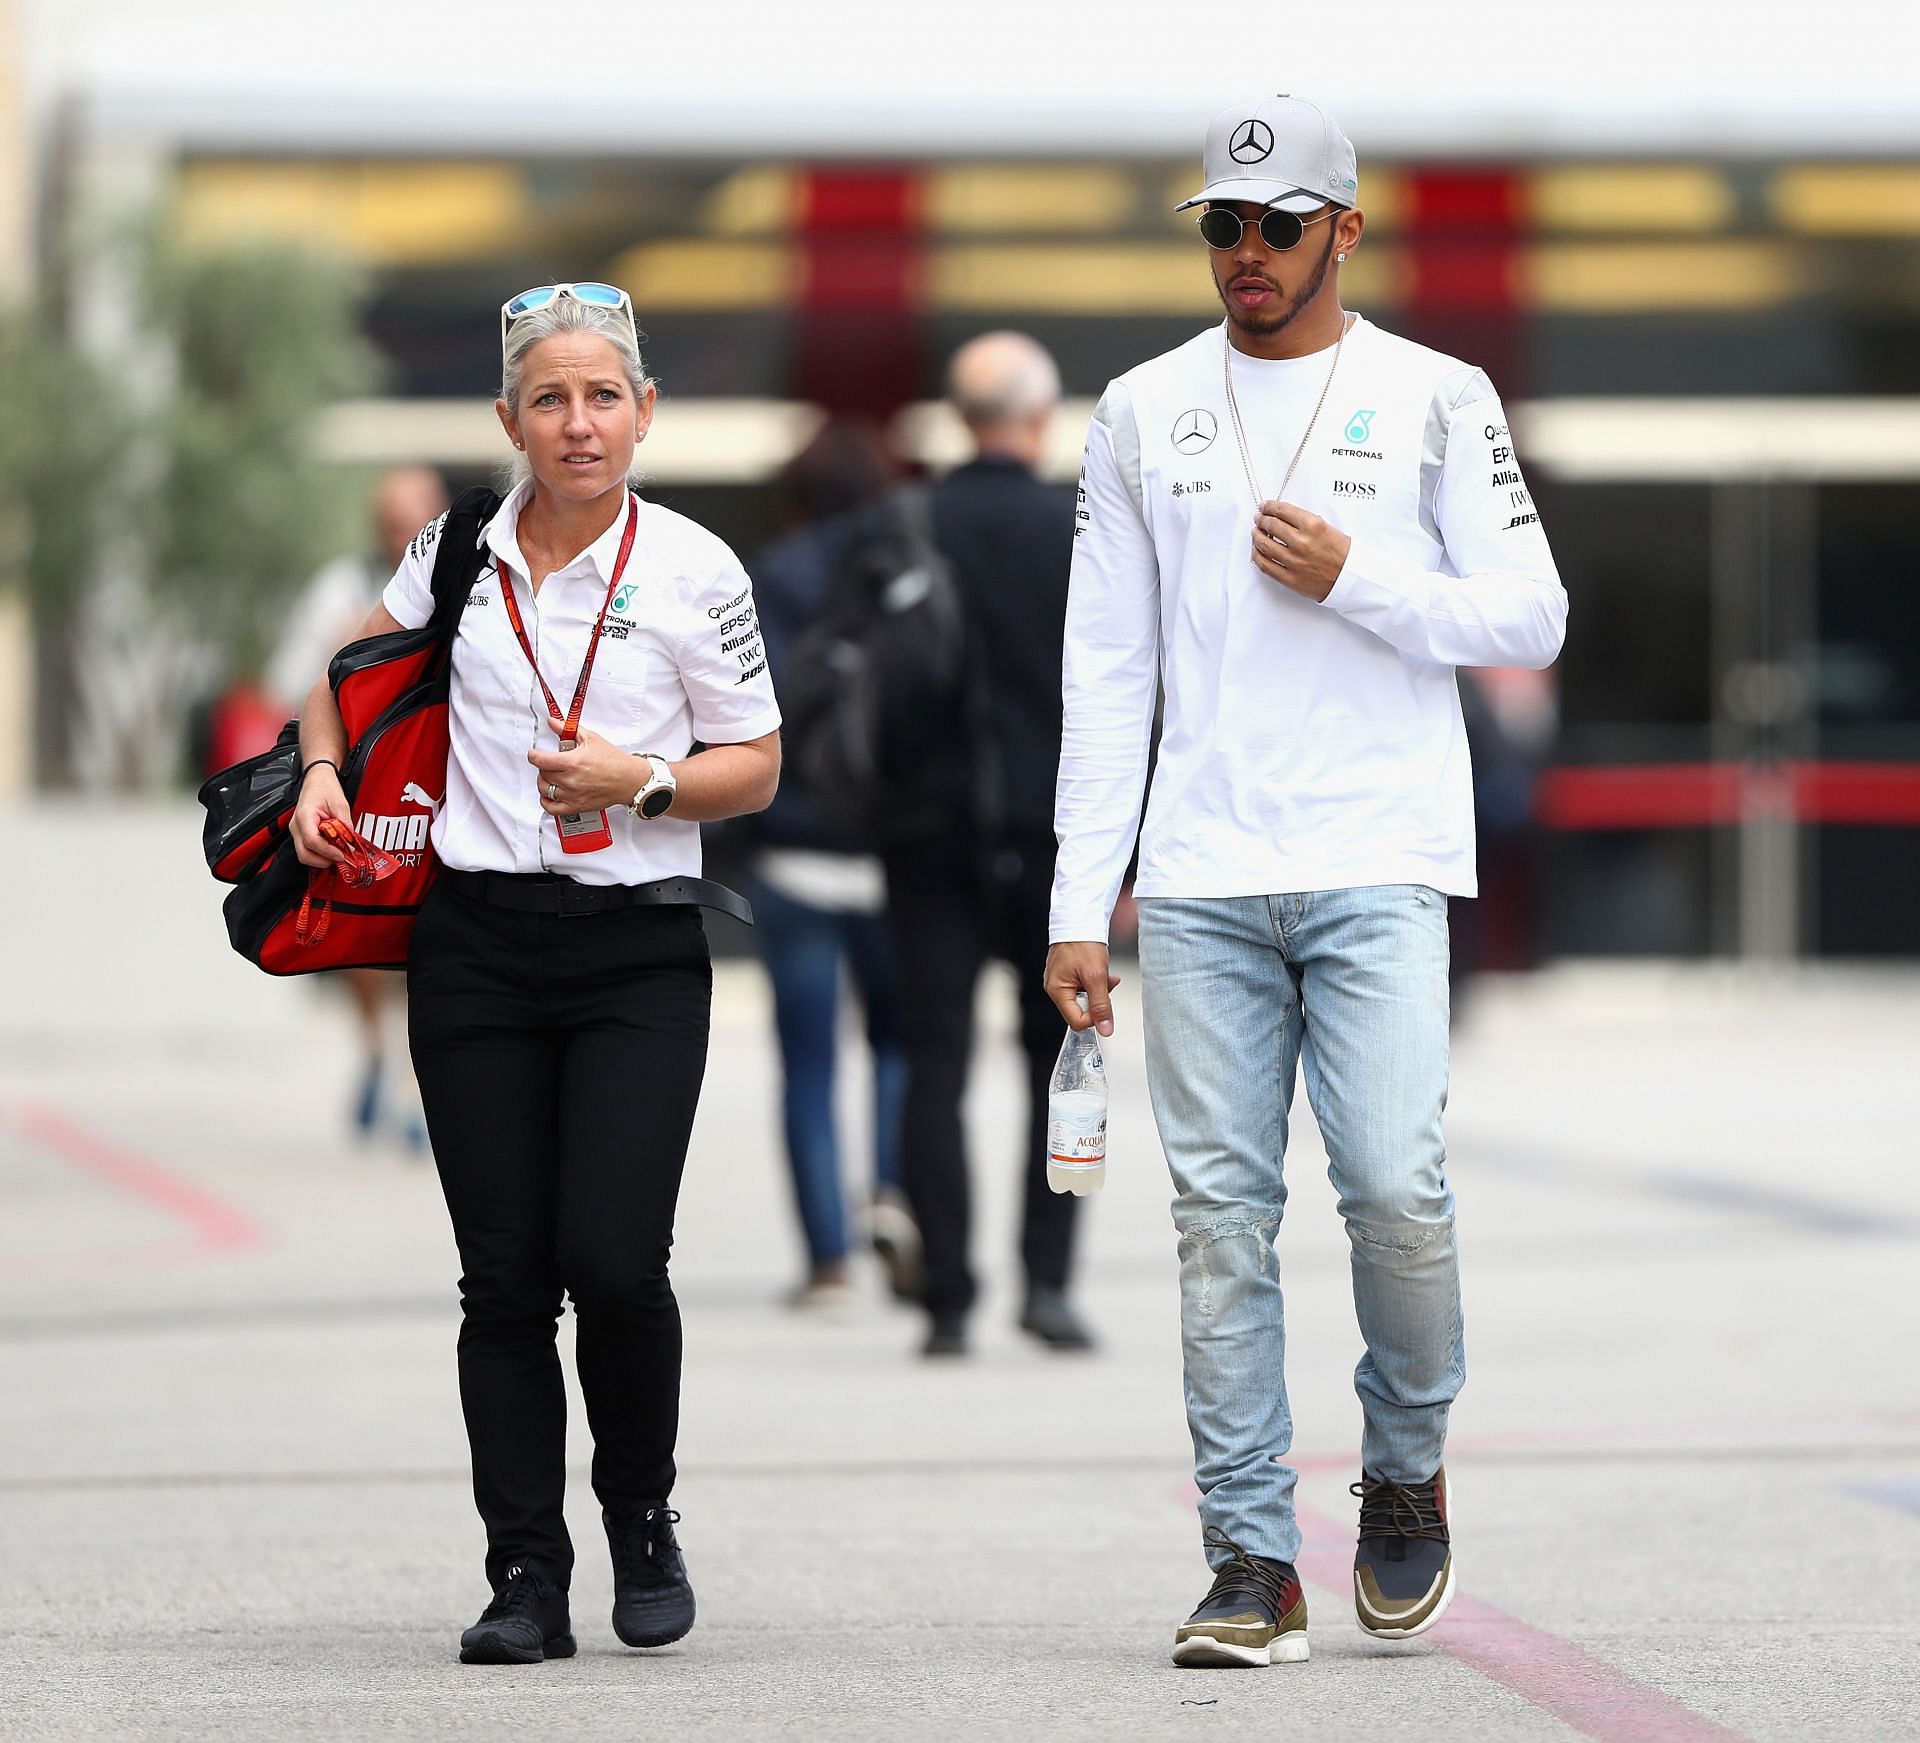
[{"xmin": 555, "ymin": 879, "xmax": 599, "ymax": 918}]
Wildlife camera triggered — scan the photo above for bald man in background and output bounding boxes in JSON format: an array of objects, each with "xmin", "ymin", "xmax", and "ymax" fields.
[{"xmin": 885, "ymin": 332, "xmax": 1091, "ymax": 1358}]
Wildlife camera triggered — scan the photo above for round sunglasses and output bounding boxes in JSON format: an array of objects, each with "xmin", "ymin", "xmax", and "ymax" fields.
[
  {"xmin": 499, "ymin": 282, "xmax": 638, "ymax": 353},
  {"xmin": 1196, "ymin": 206, "xmax": 1338, "ymax": 252}
]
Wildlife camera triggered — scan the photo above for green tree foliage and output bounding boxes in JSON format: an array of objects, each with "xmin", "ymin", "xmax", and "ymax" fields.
[
  {"xmin": 146, "ymin": 234, "xmax": 380, "ymax": 676},
  {"xmin": 0, "ymin": 224, "xmax": 379, "ymax": 677},
  {"xmin": 0, "ymin": 305, "xmax": 120, "ymax": 621}
]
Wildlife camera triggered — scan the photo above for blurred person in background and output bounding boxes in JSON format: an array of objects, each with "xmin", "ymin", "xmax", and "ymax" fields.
[
  {"xmin": 745, "ymin": 422, "xmax": 918, "ymax": 1311},
  {"xmin": 1045, "ymin": 96, "xmax": 1567, "ymax": 1666},
  {"xmin": 884, "ymin": 331, "xmax": 1088, "ymax": 1359},
  {"xmin": 267, "ymin": 465, "xmax": 449, "ymax": 1148},
  {"xmin": 289, "ymin": 284, "xmax": 781, "ymax": 1665},
  {"xmin": 1451, "ymin": 665, "xmax": 1557, "ymax": 1001}
]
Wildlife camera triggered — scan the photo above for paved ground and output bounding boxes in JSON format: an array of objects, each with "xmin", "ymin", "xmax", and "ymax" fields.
[{"xmin": 4, "ymin": 805, "xmax": 1919, "ymax": 1740}]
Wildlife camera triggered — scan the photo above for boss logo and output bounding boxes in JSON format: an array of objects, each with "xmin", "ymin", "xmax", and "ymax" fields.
[{"xmin": 1332, "ymin": 480, "xmax": 1377, "ymax": 499}]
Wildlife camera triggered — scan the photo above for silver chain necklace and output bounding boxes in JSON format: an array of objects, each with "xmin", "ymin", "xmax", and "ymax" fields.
[{"xmin": 1222, "ymin": 311, "xmax": 1354, "ymax": 508}]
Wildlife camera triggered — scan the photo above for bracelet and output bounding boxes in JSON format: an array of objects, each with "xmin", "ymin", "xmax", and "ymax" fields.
[{"xmin": 300, "ymin": 758, "xmax": 342, "ymax": 788}]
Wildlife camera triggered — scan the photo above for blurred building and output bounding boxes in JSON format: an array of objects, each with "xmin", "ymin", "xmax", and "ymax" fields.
[{"xmin": 19, "ymin": 11, "xmax": 1920, "ymax": 958}]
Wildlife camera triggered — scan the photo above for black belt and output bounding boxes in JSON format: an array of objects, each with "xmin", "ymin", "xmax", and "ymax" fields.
[{"xmin": 441, "ymin": 867, "xmax": 753, "ymax": 926}]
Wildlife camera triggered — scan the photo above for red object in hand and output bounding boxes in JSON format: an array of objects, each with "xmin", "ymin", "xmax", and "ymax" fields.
[{"xmin": 314, "ymin": 815, "xmax": 401, "ymax": 888}]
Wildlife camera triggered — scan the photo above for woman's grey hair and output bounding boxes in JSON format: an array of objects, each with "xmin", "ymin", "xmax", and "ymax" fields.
[{"xmin": 499, "ymin": 295, "xmax": 655, "ymax": 487}]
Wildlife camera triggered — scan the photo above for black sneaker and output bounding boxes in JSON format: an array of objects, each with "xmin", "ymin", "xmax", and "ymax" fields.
[
  {"xmin": 1018, "ymin": 1286, "xmax": 1095, "ymax": 1352},
  {"xmin": 458, "ymin": 1562, "xmax": 576, "ymax": 1664},
  {"xmin": 1352, "ymin": 1467, "xmax": 1454, "ymax": 1639},
  {"xmin": 921, "ymin": 1313, "xmax": 967, "ymax": 1357},
  {"xmin": 607, "ymin": 1504, "xmax": 696, "ymax": 1648},
  {"xmin": 1171, "ymin": 1528, "xmax": 1309, "ymax": 1668}
]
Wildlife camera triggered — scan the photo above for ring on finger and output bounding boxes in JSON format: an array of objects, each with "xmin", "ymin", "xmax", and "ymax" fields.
[{"xmin": 546, "ymin": 780, "xmax": 559, "ymax": 801}]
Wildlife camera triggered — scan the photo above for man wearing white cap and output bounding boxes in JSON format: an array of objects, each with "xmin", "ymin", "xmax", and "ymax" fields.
[{"xmin": 1044, "ymin": 95, "xmax": 1566, "ymax": 1667}]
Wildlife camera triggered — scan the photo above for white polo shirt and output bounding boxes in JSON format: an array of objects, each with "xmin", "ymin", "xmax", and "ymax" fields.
[
  {"xmin": 1051, "ymin": 316, "xmax": 1568, "ymax": 943},
  {"xmin": 382, "ymin": 480, "xmax": 782, "ymax": 887}
]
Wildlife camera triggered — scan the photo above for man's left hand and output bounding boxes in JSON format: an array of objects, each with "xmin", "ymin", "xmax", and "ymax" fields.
[{"xmin": 1252, "ymin": 500, "xmax": 1350, "ymax": 604}]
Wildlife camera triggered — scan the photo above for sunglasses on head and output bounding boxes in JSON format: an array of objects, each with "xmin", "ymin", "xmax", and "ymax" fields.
[
  {"xmin": 499, "ymin": 282, "xmax": 638, "ymax": 353},
  {"xmin": 1196, "ymin": 205, "xmax": 1339, "ymax": 252}
]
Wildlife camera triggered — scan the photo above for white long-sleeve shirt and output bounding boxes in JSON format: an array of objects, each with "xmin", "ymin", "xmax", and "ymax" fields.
[{"xmin": 1050, "ymin": 315, "xmax": 1567, "ymax": 943}]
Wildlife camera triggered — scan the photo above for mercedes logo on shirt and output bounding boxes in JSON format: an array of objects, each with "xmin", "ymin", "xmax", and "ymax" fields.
[
  {"xmin": 1172, "ymin": 409, "xmax": 1218, "ymax": 454},
  {"xmin": 1229, "ymin": 120, "xmax": 1275, "ymax": 164}
]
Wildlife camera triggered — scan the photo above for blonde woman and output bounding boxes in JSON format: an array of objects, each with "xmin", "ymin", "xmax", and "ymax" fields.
[{"xmin": 292, "ymin": 283, "xmax": 781, "ymax": 1663}]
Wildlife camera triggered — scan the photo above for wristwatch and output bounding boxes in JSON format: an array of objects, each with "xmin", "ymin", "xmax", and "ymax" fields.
[{"xmin": 628, "ymin": 753, "xmax": 677, "ymax": 820}]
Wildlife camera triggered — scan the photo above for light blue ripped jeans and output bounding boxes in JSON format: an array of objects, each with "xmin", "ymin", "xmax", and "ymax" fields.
[{"xmin": 1137, "ymin": 886, "xmax": 1465, "ymax": 1570}]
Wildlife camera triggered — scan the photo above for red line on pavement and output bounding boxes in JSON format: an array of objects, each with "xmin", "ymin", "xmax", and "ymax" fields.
[
  {"xmin": 1289, "ymin": 1504, "xmax": 1749, "ymax": 1742},
  {"xmin": 12, "ymin": 1102, "xmax": 266, "ymax": 1254},
  {"xmin": 1175, "ymin": 1474, "xmax": 1748, "ymax": 1742}
]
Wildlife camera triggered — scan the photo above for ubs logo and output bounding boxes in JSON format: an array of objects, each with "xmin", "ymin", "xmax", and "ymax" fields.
[
  {"xmin": 1172, "ymin": 409, "xmax": 1218, "ymax": 454},
  {"xmin": 1230, "ymin": 119, "xmax": 1274, "ymax": 164}
]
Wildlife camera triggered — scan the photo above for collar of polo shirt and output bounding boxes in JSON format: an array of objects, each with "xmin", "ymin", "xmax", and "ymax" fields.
[{"xmin": 487, "ymin": 479, "xmax": 633, "ymax": 590}]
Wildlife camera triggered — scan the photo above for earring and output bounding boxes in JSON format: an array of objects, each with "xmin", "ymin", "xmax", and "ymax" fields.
[{"xmin": 1337, "ymin": 252, "xmax": 1348, "ymax": 261}]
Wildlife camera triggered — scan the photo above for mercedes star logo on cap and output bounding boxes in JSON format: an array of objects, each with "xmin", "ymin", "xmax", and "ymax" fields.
[
  {"xmin": 1173, "ymin": 409, "xmax": 1218, "ymax": 454},
  {"xmin": 1229, "ymin": 120, "xmax": 1275, "ymax": 164}
]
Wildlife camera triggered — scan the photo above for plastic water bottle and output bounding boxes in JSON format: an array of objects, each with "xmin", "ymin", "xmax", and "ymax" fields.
[{"xmin": 1046, "ymin": 995, "xmax": 1108, "ymax": 1196}]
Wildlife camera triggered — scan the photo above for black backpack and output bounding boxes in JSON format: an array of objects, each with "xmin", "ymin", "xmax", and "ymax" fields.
[{"xmin": 780, "ymin": 487, "xmax": 983, "ymax": 842}]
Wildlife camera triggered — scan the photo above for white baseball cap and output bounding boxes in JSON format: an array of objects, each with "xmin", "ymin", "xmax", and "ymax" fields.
[{"xmin": 1176, "ymin": 94, "xmax": 1359, "ymax": 214}]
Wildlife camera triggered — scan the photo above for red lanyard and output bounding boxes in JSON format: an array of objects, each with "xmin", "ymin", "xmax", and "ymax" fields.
[{"xmin": 496, "ymin": 493, "xmax": 640, "ymax": 741}]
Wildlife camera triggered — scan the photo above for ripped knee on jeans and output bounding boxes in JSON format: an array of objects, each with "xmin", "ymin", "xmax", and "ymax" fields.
[
  {"xmin": 1176, "ymin": 1211, "xmax": 1281, "ymax": 1248},
  {"xmin": 1175, "ymin": 1215, "xmax": 1281, "ymax": 1317},
  {"xmin": 1344, "ymin": 1212, "xmax": 1448, "ymax": 1259}
]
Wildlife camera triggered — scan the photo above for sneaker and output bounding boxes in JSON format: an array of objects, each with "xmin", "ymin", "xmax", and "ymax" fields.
[
  {"xmin": 1352, "ymin": 1467, "xmax": 1454, "ymax": 1639},
  {"xmin": 921, "ymin": 1313, "xmax": 967, "ymax": 1358},
  {"xmin": 1018, "ymin": 1286, "xmax": 1095, "ymax": 1352},
  {"xmin": 785, "ymin": 1270, "xmax": 859, "ymax": 1315},
  {"xmin": 607, "ymin": 1504, "xmax": 696, "ymax": 1649},
  {"xmin": 869, "ymin": 1190, "xmax": 923, "ymax": 1302},
  {"xmin": 1172, "ymin": 1528, "xmax": 1309, "ymax": 1668},
  {"xmin": 458, "ymin": 1562, "xmax": 576, "ymax": 1664}
]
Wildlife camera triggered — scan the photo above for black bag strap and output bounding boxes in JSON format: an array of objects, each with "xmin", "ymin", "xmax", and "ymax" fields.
[{"xmin": 428, "ymin": 485, "xmax": 503, "ymax": 645}]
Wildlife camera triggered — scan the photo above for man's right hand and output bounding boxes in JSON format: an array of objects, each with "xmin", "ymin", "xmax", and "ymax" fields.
[
  {"xmin": 291, "ymin": 767, "xmax": 354, "ymax": 868},
  {"xmin": 1045, "ymin": 941, "xmax": 1120, "ymax": 1037}
]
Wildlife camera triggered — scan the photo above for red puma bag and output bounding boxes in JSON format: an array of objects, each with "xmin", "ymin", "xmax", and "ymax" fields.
[{"xmin": 198, "ymin": 487, "xmax": 500, "ymax": 975}]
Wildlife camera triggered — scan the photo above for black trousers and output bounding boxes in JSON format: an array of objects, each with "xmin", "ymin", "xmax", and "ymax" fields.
[
  {"xmin": 407, "ymin": 879, "xmax": 711, "ymax": 1590},
  {"xmin": 881, "ymin": 829, "xmax": 1078, "ymax": 1320}
]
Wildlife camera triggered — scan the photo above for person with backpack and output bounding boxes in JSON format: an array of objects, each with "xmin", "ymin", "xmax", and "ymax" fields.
[
  {"xmin": 864, "ymin": 332, "xmax": 1089, "ymax": 1359},
  {"xmin": 743, "ymin": 422, "xmax": 919, "ymax": 1311},
  {"xmin": 288, "ymin": 284, "xmax": 782, "ymax": 1665}
]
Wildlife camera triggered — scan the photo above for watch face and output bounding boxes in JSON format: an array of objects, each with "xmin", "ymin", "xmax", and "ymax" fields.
[{"xmin": 640, "ymin": 787, "xmax": 674, "ymax": 819}]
